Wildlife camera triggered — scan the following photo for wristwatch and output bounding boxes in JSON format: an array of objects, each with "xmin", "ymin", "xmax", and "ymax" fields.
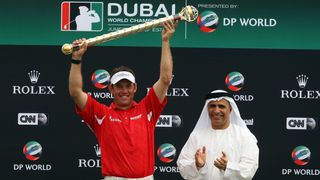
[{"xmin": 71, "ymin": 59, "xmax": 81, "ymax": 64}]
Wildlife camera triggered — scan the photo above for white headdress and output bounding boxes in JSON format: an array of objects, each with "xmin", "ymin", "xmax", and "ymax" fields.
[{"xmin": 193, "ymin": 90, "xmax": 257, "ymax": 142}]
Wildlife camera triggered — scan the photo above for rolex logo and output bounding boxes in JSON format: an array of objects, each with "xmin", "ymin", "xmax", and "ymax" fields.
[
  {"xmin": 94, "ymin": 144, "xmax": 101, "ymax": 157},
  {"xmin": 28, "ymin": 70, "xmax": 40, "ymax": 84},
  {"xmin": 296, "ymin": 74, "xmax": 308, "ymax": 88}
]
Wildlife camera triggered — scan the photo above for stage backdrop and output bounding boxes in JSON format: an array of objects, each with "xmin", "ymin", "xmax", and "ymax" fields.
[{"xmin": 1, "ymin": 0, "xmax": 320, "ymax": 180}]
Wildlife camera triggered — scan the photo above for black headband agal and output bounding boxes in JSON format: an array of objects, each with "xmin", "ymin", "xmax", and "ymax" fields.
[{"xmin": 205, "ymin": 92, "xmax": 233, "ymax": 100}]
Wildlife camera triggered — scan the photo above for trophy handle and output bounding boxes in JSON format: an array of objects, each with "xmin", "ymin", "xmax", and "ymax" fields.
[
  {"xmin": 62, "ymin": 5, "xmax": 198, "ymax": 55},
  {"xmin": 177, "ymin": 5, "xmax": 198, "ymax": 22}
]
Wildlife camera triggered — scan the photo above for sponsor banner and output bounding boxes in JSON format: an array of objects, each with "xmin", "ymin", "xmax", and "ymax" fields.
[
  {"xmin": 281, "ymin": 146, "xmax": 320, "ymax": 176},
  {"xmin": 154, "ymin": 165, "xmax": 180, "ymax": 173},
  {"xmin": 156, "ymin": 115, "xmax": 183, "ymax": 128},
  {"xmin": 147, "ymin": 87, "xmax": 190, "ymax": 97},
  {"xmin": 286, "ymin": 117, "xmax": 318, "ymax": 130},
  {"xmin": 12, "ymin": 70, "xmax": 56, "ymax": 95},
  {"xmin": 78, "ymin": 144, "xmax": 101, "ymax": 168},
  {"xmin": 155, "ymin": 143, "xmax": 180, "ymax": 174},
  {"xmin": 13, "ymin": 141, "xmax": 53, "ymax": 171},
  {"xmin": 1, "ymin": 0, "xmax": 320, "ymax": 49},
  {"xmin": 243, "ymin": 118, "xmax": 254, "ymax": 126},
  {"xmin": 18, "ymin": 113, "xmax": 49, "ymax": 126},
  {"xmin": 281, "ymin": 74, "xmax": 320, "ymax": 100},
  {"xmin": 225, "ymin": 71, "xmax": 255, "ymax": 102}
]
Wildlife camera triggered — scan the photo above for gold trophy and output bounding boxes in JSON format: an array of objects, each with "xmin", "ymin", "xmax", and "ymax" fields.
[{"xmin": 61, "ymin": 5, "xmax": 198, "ymax": 55}]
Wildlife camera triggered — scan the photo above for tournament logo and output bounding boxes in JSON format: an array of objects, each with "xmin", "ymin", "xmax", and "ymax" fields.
[
  {"xmin": 291, "ymin": 146, "xmax": 311, "ymax": 166},
  {"xmin": 23, "ymin": 141, "xmax": 42, "ymax": 161},
  {"xmin": 157, "ymin": 143, "xmax": 176, "ymax": 163},
  {"xmin": 91, "ymin": 69, "xmax": 110, "ymax": 89},
  {"xmin": 225, "ymin": 72, "xmax": 245, "ymax": 91},
  {"xmin": 197, "ymin": 11, "xmax": 218, "ymax": 33},
  {"xmin": 61, "ymin": 1, "xmax": 103, "ymax": 31}
]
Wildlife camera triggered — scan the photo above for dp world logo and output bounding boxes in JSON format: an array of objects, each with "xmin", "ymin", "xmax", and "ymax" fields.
[
  {"xmin": 157, "ymin": 143, "xmax": 176, "ymax": 163},
  {"xmin": 197, "ymin": 11, "xmax": 218, "ymax": 33},
  {"xmin": 61, "ymin": 1, "xmax": 103, "ymax": 31},
  {"xmin": 91, "ymin": 69, "xmax": 110, "ymax": 89},
  {"xmin": 23, "ymin": 141, "xmax": 42, "ymax": 161},
  {"xmin": 291, "ymin": 146, "xmax": 311, "ymax": 166},
  {"xmin": 225, "ymin": 72, "xmax": 245, "ymax": 91}
]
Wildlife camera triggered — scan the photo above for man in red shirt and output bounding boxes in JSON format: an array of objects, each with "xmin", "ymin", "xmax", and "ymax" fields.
[{"xmin": 68, "ymin": 21, "xmax": 176, "ymax": 180}]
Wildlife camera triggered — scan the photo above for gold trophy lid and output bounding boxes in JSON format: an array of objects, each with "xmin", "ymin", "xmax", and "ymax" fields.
[{"xmin": 61, "ymin": 44, "xmax": 73, "ymax": 55}]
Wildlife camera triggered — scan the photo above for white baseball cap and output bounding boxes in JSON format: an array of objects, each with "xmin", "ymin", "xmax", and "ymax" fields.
[{"xmin": 110, "ymin": 71, "xmax": 135, "ymax": 84}]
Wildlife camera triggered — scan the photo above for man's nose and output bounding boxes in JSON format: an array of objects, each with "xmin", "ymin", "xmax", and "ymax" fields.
[
  {"xmin": 120, "ymin": 87, "xmax": 129, "ymax": 93},
  {"xmin": 213, "ymin": 107, "xmax": 220, "ymax": 113}
]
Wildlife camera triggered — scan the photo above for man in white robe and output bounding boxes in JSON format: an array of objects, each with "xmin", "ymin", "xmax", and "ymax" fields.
[{"xmin": 177, "ymin": 90, "xmax": 259, "ymax": 180}]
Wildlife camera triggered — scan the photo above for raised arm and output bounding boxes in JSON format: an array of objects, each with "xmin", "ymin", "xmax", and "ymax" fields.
[
  {"xmin": 68, "ymin": 38, "xmax": 88, "ymax": 109},
  {"xmin": 153, "ymin": 21, "xmax": 176, "ymax": 102}
]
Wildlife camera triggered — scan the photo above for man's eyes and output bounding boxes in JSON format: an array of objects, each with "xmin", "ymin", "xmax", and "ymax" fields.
[{"xmin": 210, "ymin": 105, "xmax": 226, "ymax": 108}]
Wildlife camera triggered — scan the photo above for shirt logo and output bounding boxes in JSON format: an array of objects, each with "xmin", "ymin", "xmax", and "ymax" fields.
[
  {"xmin": 130, "ymin": 114, "xmax": 142, "ymax": 121},
  {"xmin": 109, "ymin": 116, "xmax": 121, "ymax": 122},
  {"xmin": 94, "ymin": 115, "xmax": 105, "ymax": 125}
]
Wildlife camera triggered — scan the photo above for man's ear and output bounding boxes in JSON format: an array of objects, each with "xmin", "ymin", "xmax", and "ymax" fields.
[
  {"xmin": 133, "ymin": 83, "xmax": 138, "ymax": 93},
  {"xmin": 108, "ymin": 84, "xmax": 113, "ymax": 93}
]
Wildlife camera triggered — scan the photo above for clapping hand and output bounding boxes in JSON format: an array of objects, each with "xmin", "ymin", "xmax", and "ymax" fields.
[
  {"xmin": 214, "ymin": 151, "xmax": 228, "ymax": 171},
  {"xmin": 195, "ymin": 146, "xmax": 206, "ymax": 170}
]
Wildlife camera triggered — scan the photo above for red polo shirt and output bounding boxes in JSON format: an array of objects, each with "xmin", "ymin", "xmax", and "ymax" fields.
[{"xmin": 75, "ymin": 87, "xmax": 167, "ymax": 178}]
